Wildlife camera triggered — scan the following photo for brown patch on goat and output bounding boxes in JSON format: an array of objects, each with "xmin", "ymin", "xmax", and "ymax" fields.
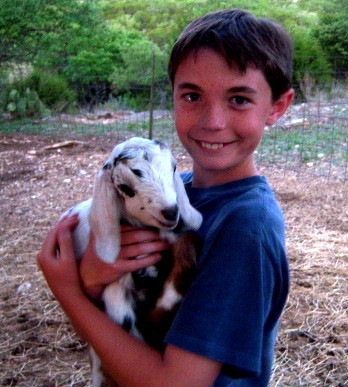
[{"xmin": 137, "ymin": 231, "xmax": 201, "ymax": 350}]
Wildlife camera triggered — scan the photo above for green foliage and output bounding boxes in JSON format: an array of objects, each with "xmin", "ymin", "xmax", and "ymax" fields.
[
  {"xmin": 0, "ymin": 0, "xmax": 97, "ymax": 66},
  {"xmin": 101, "ymin": 0, "xmax": 253, "ymax": 51},
  {"xmin": 0, "ymin": 70, "xmax": 76, "ymax": 117},
  {"xmin": 101, "ymin": 0, "xmax": 337, "ymax": 92},
  {"xmin": 61, "ymin": 25, "xmax": 122, "ymax": 84},
  {"xmin": 289, "ymin": 23, "xmax": 333, "ymax": 99},
  {"xmin": 24, "ymin": 71, "xmax": 76, "ymax": 111},
  {"xmin": 2, "ymin": 0, "xmax": 346, "ymax": 111},
  {"xmin": 1, "ymin": 87, "xmax": 48, "ymax": 118},
  {"xmin": 0, "ymin": 0, "xmax": 123, "ymax": 84},
  {"xmin": 110, "ymin": 28, "xmax": 167, "ymax": 92},
  {"xmin": 314, "ymin": 0, "xmax": 348, "ymax": 74}
]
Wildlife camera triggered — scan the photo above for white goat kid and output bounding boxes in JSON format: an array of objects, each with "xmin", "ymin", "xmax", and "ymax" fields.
[{"xmin": 63, "ymin": 137, "xmax": 202, "ymax": 387}]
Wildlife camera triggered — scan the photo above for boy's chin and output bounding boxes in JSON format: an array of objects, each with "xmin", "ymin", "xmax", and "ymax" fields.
[{"xmin": 195, "ymin": 156, "xmax": 256, "ymax": 178}]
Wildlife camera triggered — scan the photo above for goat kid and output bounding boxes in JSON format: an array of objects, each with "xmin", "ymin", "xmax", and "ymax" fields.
[{"xmin": 62, "ymin": 137, "xmax": 202, "ymax": 387}]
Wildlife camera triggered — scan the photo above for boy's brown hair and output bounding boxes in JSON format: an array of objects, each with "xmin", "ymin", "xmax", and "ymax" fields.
[{"xmin": 168, "ymin": 9, "xmax": 293, "ymax": 101}]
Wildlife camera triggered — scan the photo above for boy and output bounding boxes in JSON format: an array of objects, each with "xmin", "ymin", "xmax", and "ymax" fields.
[{"xmin": 38, "ymin": 9, "xmax": 294, "ymax": 386}]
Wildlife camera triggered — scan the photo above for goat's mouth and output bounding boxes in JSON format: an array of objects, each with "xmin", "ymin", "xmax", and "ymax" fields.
[{"xmin": 153, "ymin": 217, "xmax": 178, "ymax": 230}]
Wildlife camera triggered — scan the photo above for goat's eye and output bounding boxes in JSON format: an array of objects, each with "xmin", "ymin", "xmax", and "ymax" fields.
[
  {"xmin": 131, "ymin": 169, "xmax": 144, "ymax": 178},
  {"xmin": 118, "ymin": 184, "xmax": 136, "ymax": 198},
  {"xmin": 173, "ymin": 165, "xmax": 177, "ymax": 173}
]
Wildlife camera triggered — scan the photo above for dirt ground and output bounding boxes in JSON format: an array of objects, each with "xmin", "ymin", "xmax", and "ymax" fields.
[{"xmin": 0, "ymin": 133, "xmax": 347, "ymax": 386}]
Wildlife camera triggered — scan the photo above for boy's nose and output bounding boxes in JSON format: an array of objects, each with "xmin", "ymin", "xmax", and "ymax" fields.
[{"xmin": 201, "ymin": 103, "xmax": 227, "ymax": 131}]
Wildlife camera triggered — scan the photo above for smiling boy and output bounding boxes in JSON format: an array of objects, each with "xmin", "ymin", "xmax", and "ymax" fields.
[
  {"xmin": 173, "ymin": 48, "xmax": 292, "ymax": 187},
  {"xmin": 38, "ymin": 9, "xmax": 294, "ymax": 386}
]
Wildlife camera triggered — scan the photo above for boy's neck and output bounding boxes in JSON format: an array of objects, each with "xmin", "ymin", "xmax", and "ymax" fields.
[{"xmin": 192, "ymin": 162, "xmax": 259, "ymax": 188}]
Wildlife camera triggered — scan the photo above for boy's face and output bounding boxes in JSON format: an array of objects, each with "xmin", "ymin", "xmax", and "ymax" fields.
[{"xmin": 173, "ymin": 48, "xmax": 293, "ymax": 187}]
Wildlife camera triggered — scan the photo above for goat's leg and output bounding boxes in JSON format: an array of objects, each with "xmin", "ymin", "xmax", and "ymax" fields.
[
  {"xmin": 90, "ymin": 348, "xmax": 121, "ymax": 387},
  {"xmin": 90, "ymin": 347, "xmax": 105, "ymax": 387},
  {"xmin": 89, "ymin": 275, "xmax": 142, "ymax": 387}
]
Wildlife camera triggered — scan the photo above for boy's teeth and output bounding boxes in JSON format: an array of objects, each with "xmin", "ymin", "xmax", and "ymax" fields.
[{"xmin": 201, "ymin": 141, "xmax": 223, "ymax": 150}]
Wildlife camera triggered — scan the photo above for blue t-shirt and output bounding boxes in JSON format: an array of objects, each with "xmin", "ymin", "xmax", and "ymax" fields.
[{"xmin": 165, "ymin": 174, "xmax": 289, "ymax": 386}]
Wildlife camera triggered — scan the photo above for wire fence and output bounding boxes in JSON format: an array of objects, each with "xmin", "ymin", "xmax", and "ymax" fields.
[
  {"xmin": 257, "ymin": 86, "xmax": 348, "ymax": 181},
  {"xmin": 1, "ymin": 58, "xmax": 347, "ymax": 182}
]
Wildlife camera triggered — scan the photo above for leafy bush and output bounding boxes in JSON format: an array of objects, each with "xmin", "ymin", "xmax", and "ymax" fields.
[
  {"xmin": 110, "ymin": 28, "xmax": 167, "ymax": 93},
  {"xmin": 1, "ymin": 70, "xmax": 76, "ymax": 118},
  {"xmin": 0, "ymin": 70, "xmax": 77, "ymax": 118},
  {"xmin": 24, "ymin": 71, "xmax": 76, "ymax": 111},
  {"xmin": 314, "ymin": 0, "xmax": 348, "ymax": 75}
]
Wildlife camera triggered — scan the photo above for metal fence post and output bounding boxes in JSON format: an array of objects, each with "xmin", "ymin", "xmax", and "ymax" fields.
[{"xmin": 148, "ymin": 43, "xmax": 155, "ymax": 139}]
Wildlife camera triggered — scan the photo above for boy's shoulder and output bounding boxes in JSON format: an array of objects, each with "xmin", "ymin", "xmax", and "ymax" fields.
[
  {"xmin": 182, "ymin": 172, "xmax": 276, "ymax": 211},
  {"xmin": 182, "ymin": 173, "xmax": 284, "ymax": 235}
]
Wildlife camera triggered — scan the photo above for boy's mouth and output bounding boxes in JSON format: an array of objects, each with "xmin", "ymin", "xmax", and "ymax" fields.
[{"xmin": 201, "ymin": 141, "xmax": 224, "ymax": 150}]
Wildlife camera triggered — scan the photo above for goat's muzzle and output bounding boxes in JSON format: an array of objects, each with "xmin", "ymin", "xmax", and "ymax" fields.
[{"xmin": 154, "ymin": 205, "xmax": 179, "ymax": 229}]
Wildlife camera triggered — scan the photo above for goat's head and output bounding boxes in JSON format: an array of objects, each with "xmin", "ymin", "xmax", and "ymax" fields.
[
  {"xmin": 89, "ymin": 137, "xmax": 202, "ymax": 262},
  {"xmin": 109, "ymin": 138, "xmax": 202, "ymax": 230},
  {"xmin": 111, "ymin": 138, "xmax": 181, "ymax": 228}
]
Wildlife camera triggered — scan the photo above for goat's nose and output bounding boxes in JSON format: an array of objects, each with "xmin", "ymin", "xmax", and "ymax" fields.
[{"xmin": 162, "ymin": 205, "xmax": 179, "ymax": 222}]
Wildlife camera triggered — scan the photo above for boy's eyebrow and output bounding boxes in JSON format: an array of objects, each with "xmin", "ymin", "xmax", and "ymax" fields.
[
  {"xmin": 228, "ymin": 86, "xmax": 257, "ymax": 94},
  {"xmin": 176, "ymin": 82, "xmax": 257, "ymax": 94},
  {"xmin": 176, "ymin": 82, "xmax": 201, "ymax": 91}
]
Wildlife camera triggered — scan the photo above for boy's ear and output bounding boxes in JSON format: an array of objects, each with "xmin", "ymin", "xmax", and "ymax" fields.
[{"xmin": 266, "ymin": 89, "xmax": 294, "ymax": 126}]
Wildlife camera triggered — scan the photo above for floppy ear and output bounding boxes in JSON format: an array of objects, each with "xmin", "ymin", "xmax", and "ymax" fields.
[
  {"xmin": 89, "ymin": 163, "xmax": 121, "ymax": 264},
  {"xmin": 107, "ymin": 141, "xmax": 127, "ymax": 163},
  {"xmin": 174, "ymin": 170, "xmax": 202, "ymax": 231}
]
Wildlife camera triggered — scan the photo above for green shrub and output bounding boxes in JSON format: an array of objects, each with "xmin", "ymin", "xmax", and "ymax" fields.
[
  {"xmin": 24, "ymin": 71, "xmax": 77, "ymax": 111},
  {"xmin": 114, "ymin": 92, "xmax": 150, "ymax": 112},
  {"xmin": 1, "ymin": 71, "xmax": 78, "ymax": 118}
]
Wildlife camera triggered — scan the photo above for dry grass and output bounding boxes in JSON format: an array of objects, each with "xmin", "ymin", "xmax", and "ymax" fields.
[
  {"xmin": 266, "ymin": 171, "xmax": 348, "ymax": 386},
  {"xmin": 0, "ymin": 134, "xmax": 347, "ymax": 386}
]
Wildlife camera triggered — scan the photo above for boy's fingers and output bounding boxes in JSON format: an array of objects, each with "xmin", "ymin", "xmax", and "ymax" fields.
[
  {"xmin": 38, "ymin": 214, "xmax": 79, "ymax": 264},
  {"xmin": 56, "ymin": 215, "xmax": 79, "ymax": 259},
  {"xmin": 120, "ymin": 228, "xmax": 163, "ymax": 246},
  {"xmin": 119, "ymin": 240, "xmax": 171, "ymax": 261},
  {"xmin": 37, "ymin": 217, "xmax": 65, "ymax": 263},
  {"xmin": 120, "ymin": 254, "xmax": 162, "ymax": 272}
]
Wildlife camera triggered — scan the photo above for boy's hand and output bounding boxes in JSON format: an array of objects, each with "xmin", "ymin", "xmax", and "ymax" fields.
[
  {"xmin": 38, "ymin": 215, "xmax": 171, "ymax": 302},
  {"xmin": 79, "ymin": 225, "xmax": 171, "ymax": 300},
  {"xmin": 37, "ymin": 214, "xmax": 82, "ymax": 301}
]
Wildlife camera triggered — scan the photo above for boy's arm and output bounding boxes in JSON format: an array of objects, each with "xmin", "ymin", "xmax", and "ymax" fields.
[
  {"xmin": 37, "ymin": 215, "xmax": 222, "ymax": 387},
  {"xmin": 60, "ymin": 291, "xmax": 221, "ymax": 387}
]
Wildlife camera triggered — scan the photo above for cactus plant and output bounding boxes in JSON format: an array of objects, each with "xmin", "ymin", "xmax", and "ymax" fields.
[{"xmin": 5, "ymin": 87, "xmax": 48, "ymax": 118}]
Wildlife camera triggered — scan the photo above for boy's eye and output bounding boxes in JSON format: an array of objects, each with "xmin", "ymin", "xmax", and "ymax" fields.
[
  {"xmin": 184, "ymin": 93, "xmax": 200, "ymax": 103},
  {"xmin": 231, "ymin": 96, "xmax": 250, "ymax": 106}
]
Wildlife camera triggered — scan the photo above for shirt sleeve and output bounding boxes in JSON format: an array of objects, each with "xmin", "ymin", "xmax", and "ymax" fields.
[{"xmin": 165, "ymin": 218, "xmax": 275, "ymax": 376}]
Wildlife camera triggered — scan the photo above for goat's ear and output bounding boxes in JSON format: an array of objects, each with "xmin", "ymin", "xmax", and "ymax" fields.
[
  {"xmin": 89, "ymin": 163, "xmax": 121, "ymax": 264},
  {"xmin": 174, "ymin": 170, "xmax": 202, "ymax": 231},
  {"xmin": 107, "ymin": 141, "xmax": 127, "ymax": 163}
]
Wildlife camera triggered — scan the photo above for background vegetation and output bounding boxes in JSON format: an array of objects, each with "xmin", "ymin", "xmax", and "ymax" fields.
[{"xmin": 1, "ymin": 0, "xmax": 347, "ymax": 115}]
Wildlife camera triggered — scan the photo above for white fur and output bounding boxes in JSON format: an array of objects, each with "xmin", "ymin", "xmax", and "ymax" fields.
[
  {"xmin": 156, "ymin": 282, "xmax": 183, "ymax": 311},
  {"xmin": 62, "ymin": 137, "xmax": 202, "ymax": 387}
]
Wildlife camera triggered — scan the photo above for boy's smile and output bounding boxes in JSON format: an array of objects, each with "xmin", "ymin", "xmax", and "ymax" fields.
[{"xmin": 173, "ymin": 48, "xmax": 293, "ymax": 187}]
